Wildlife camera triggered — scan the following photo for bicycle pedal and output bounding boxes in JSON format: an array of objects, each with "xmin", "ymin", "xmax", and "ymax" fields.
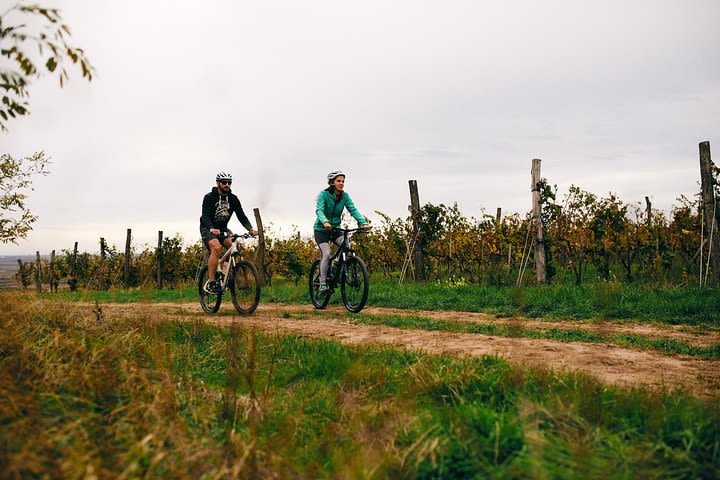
[{"xmin": 204, "ymin": 280, "xmax": 223, "ymax": 294}]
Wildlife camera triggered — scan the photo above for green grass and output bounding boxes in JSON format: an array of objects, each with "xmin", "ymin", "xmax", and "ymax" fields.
[
  {"xmin": 367, "ymin": 281, "xmax": 720, "ymax": 326},
  {"xmin": 42, "ymin": 279, "xmax": 720, "ymax": 327},
  {"xmin": 2, "ymin": 300, "xmax": 719, "ymax": 478}
]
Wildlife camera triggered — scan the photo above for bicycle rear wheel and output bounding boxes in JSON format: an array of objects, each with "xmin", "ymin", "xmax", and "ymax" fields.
[
  {"xmin": 198, "ymin": 266, "xmax": 222, "ymax": 314},
  {"xmin": 230, "ymin": 260, "xmax": 261, "ymax": 315},
  {"xmin": 340, "ymin": 256, "xmax": 368, "ymax": 313},
  {"xmin": 309, "ymin": 259, "xmax": 330, "ymax": 309}
]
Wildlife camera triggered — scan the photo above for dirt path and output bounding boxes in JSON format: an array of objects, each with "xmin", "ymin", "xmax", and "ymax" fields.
[
  {"xmin": 81, "ymin": 301, "xmax": 720, "ymax": 398},
  {"xmin": 272, "ymin": 304, "xmax": 720, "ymax": 347}
]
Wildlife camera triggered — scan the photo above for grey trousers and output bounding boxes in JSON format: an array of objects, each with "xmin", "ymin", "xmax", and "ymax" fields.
[{"xmin": 314, "ymin": 230, "xmax": 345, "ymax": 284}]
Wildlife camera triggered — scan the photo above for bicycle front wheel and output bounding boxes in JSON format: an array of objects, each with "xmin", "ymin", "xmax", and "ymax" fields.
[
  {"xmin": 230, "ymin": 260, "xmax": 261, "ymax": 315},
  {"xmin": 309, "ymin": 259, "xmax": 330, "ymax": 309},
  {"xmin": 198, "ymin": 266, "xmax": 222, "ymax": 314},
  {"xmin": 340, "ymin": 256, "xmax": 368, "ymax": 313}
]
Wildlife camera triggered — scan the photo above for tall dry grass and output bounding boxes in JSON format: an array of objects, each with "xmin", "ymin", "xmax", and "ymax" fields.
[{"xmin": 0, "ymin": 296, "xmax": 261, "ymax": 478}]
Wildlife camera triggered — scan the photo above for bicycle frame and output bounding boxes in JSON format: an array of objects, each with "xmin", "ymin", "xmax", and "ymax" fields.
[
  {"xmin": 326, "ymin": 228, "xmax": 362, "ymax": 288},
  {"xmin": 215, "ymin": 234, "xmax": 251, "ymax": 290}
]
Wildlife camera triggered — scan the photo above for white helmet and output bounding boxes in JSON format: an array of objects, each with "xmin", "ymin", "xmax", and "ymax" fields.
[
  {"xmin": 327, "ymin": 170, "xmax": 345, "ymax": 184},
  {"xmin": 216, "ymin": 171, "xmax": 232, "ymax": 182}
]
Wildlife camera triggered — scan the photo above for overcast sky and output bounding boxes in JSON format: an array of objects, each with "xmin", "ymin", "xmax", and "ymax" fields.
[{"xmin": 2, "ymin": 0, "xmax": 719, "ymax": 255}]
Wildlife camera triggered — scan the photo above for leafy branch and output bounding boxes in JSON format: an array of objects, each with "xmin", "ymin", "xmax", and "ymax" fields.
[
  {"xmin": 0, "ymin": 151, "xmax": 50, "ymax": 243},
  {"xmin": 0, "ymin": 2, "xmax": 93, "ymax": 131}
]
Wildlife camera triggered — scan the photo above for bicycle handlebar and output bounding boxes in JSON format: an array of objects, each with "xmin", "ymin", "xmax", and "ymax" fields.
[
  {"xmin": 331, "ymin": 227, "xmax": 371, "ymax": 233},
  {"xmin": 231, "ymin": 233, "xmax": 255, "ymax": 240}
]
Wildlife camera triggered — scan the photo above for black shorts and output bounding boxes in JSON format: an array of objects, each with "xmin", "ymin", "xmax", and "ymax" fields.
[
  {"xmin": 200, "ymin": 226, "xmax": 232, "ymax": 248},
  {"xmin": 314, "ymin": 229, "xmax": 342, "ymax": 245}
]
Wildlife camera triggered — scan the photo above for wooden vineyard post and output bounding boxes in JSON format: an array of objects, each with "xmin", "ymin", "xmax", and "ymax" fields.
[
  {"xmin": 253, "ymin": 208, "xmax": 266, "ymax": 287},
  {"xmin": 16, "ymin": 259, "xmax": 25, "ymax": 289},
  {"xmin": 699, "ymin": 141, "xmax": 720, "ymax": 284},
  {"xmin": 409, "ymin": 180, "xmax": 425, "ymax": 281},
  {"xmin": 645, "ymin": 196, "xmax": 659, "ymax": 256},
  {"xmin": 531, "ymin": 158, "xmax": 547, "ymax": 284},
  {"xmin": 156, "ymin": 231, "xmax": 163, "ymax": 290},
  {"xmin": 98, "ymin": 238, "xmax": 106, "ymax": 291},
  {"xmin": 35, "ymin": 251, "xmax": 41, "ymax": 293},
  {"xmin": 49, "ymin": 250, "xmax": 56, "ymax": 293},
  {"xmin": 497, "ymin": 207, "xmax": 503, "ymax": 272},
  {"xmin": 69, "ymin": 242, "xmax": 78, "ymax": 292},
  {"xmin": 124, "ymin": 228, "xmax": 132, "ymax": 289}
]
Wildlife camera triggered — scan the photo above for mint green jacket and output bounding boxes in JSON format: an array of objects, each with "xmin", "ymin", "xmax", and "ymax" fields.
[{"xmin": 314, "ymin": 189, "xmax": 368, "ymax": 231}]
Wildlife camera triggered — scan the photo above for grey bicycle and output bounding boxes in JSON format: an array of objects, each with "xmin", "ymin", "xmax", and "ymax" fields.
[{"xmin": 198, "ymin": 233, "xmax": 260, "ymax": 315}]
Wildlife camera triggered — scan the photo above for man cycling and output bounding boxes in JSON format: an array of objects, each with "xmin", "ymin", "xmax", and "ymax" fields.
[{"xmin": 200, "ymin": 171, "xmax": 257, "ymax": 293}]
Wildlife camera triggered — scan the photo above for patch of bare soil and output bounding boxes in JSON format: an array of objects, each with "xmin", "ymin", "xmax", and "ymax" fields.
[{"xmin": 79, "ymin": 301, "xmax": 720, "ymax": 398}]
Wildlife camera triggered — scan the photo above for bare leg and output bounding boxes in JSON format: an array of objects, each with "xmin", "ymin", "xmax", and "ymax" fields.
[{"xmin": 207, "ymin": 239, "xmax": 223, "ymax": 280}]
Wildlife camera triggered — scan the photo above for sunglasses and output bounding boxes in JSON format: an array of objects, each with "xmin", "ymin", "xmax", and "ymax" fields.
[{"xmin": 219, "ymin": 180, "xmax": 232, "ymax": 185}]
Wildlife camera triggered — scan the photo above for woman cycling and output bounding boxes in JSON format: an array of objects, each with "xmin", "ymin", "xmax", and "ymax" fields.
[{"xmin": 314, "ymin": 170, "xmax": 371, "ymax": 294}]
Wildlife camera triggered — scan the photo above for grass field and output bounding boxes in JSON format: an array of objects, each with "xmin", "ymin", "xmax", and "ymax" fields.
[{"xmin": 2, "ymin": 298, "xmax": 719, "ymax": 478}]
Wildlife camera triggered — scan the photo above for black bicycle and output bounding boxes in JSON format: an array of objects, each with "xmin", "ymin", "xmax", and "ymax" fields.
[
  {"xmin": 309, "ymin": 227, "xmax": 369, "ymax": 313},
  {"xmin": 198, "ymin": 233, "xmax": 261, "ymax": 315}
]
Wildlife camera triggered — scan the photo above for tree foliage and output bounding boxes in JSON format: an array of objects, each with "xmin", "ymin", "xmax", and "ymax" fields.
[
  {"xmin": 0, "ymin": 2, "xmax": 93, "ymax": 131},
  {"xmin": 0, "ymin": 151, "xmax": 49, "ymax": 243}
]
